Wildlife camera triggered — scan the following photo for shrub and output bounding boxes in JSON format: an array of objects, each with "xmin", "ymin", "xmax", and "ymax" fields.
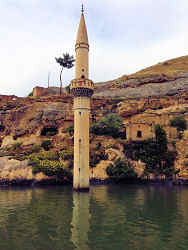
[
  {"xmin": 31, "ymin": 145, "xmax": 42, "ymax": 153},
  {"xmin": 64, "ymin": 126, "xmax": 74, "ymax": 136},
  {"xmin": 111, "ymin": 97, "xmax": 124, "ymax": 104},
  {"xmin": 59, "ymin": 148, "xmax": 73, "ymax": 160},
  {"xmin": 90, "ymin": 151, "xmax": 108, "ymax": 167},
  {"xmin": 65, "ymin": 85, "xmax": 70, "ymax": 94},
  {"xmin": 170, "ymin": 115, "xmax": 187, "ymax": 132},
  {"xmin": 12, "ymin": 142, "xmax": 23, "ymax": 150},
  {"xmin": 90, "ymin": 154, "xmax": 100, "ymax": 167},
  {"xmin": 170, "ymin": 115, "xmax": 187, "ymax": 139},
  {"xmin": 106, "ymin": 158, "xmax": 137, "ymax": 182},
  {"xmin": 95, "ymin": 142, "xmax": 101, "ymax": 150},
  {"xmin": 28, "ymin": 153, "xmax": 72, "ymax": 182},
  {"xmin": 35, "ymin": 151, "xmax": 59, "ymax": 161},
  {"xmin": 91, "ymin": 113, "xmax": 124, "ymax": 138},
  {"xmin": 28, "ymin": 92, "xmax": 33, "ymax": 97},
  {"xmin": 41, "ymin": 140, "xmax": 53, "ymax": 151}
]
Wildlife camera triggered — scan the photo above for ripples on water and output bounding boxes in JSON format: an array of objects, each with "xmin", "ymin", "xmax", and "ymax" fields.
[{"xmin": 0, "ymin": 185, "xmax": 188, "ymax": 250}]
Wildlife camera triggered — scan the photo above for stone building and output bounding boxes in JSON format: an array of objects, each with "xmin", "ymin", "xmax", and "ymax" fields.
[{"xmin": 125, "ymin": 112, "xmax": 178, "ymax": 141}]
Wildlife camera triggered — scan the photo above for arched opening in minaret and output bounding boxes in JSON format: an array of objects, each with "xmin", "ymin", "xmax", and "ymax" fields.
[{"xmin": 81, "ymin": 75, "xmax": 85, "ymax": 79}]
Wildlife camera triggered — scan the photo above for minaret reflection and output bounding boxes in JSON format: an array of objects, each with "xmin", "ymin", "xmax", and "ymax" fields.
[{"xmin": 71, "ymin": 192, "xmax": 90, "ymax": 250}]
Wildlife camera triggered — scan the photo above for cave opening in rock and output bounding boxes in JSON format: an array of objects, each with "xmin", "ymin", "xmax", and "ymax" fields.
[
  {"xmin": 41, "ymin": 126, "xmax": 58, "ymax": 137},
  {"xmin": 0, "ymin": 125, "xmax": 5, "ymax": 132}
]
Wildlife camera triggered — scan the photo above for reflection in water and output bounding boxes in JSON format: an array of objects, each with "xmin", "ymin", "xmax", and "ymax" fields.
[
  {"xmin": 71, "ymin": 192, "xmax": 90, "ymax": 250},
  {"xmin": 0, "ymin": 185, "xmax": 188, "ymax": 250}
]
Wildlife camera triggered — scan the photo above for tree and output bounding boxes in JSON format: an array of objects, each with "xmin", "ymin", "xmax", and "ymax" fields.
[
  {"xmin": 106, "ymin": 158, "xmax": 137, "ymax": 182},
  {"xmin": 155, "ymin": 124, "xmax": 167, "ymax": 155},
  {"xmin": 55, "ymin": 53, "xmax": 75, "ymax": 95},
  {"xmin": 91, "ymin": 113, "xmax": 124, "ymax": 138},
  {"xmin": 170, "ymin": 115, "xmax": 187, "ymax": 139}
]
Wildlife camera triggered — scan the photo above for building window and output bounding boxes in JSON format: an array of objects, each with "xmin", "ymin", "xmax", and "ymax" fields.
[
  {"xmin": 82, "ymin": 68, "xmax": 85, "ymax": 72},
  {"xmin": 81, "ymin": 75, "xmax": 85, "ymax": 79},
  {"xmin": 137, "ymin": 130, "xmax": 142, "ymax": 138},
  {"xmin": 79, "ymin": 112, "xmax": 81, "ymax": 115},
  {"xmin": 124, "ymin": 127, "xmax": 127, "ymax": 139}
]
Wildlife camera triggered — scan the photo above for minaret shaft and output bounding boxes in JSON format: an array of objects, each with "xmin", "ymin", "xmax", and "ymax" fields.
[
  {"xmin": 70, "ymin": 8, "xmax": 94, "ymax": 192},
  {"xmin": 73, "ymin": 97, "xmax": 90, "ymax": 190},
  {"xmin": 75, "ymin": 48, "xmax": 89, "ymax": 79}
]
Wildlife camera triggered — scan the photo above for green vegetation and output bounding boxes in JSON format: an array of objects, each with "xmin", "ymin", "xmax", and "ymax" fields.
[
  {"xmin": 91, "ymin": 113, "xmax": 125, "ymax": 138},
  {"xmin": 41, "ymin": 140, "xmax": 53, "ymax": 151},
  {"xmin": 12, "ymin": 142, "xmax": 23, "ymax": 150},
  {"xmin": 28, "ymin": 91, "xmax": 33, "ymax": 97},
  {"xmin": 65, "ymin": 85, "xmax": 70, "ymax": 94},
  {"xmin": 106, "ymin": 158, "xmax": 137, "ymax": 182},
  {"xmin": 64, "ymin": 125, "xmax": 74, "ymax": 136},
  {"xmin": 95, "ymin": 142, "xmax": 102, "ymax": 151},
  {"xmin": 59, "ymin": 148, "xmax": 73, "ymax": 161},
  {"xmin": 123, "ymin": 125, "xmax": 177, "ymax": 178},
  {"xmin": 90, "ymin": 151, "xmax": 108, "ymax": 168},
  {"xmin": 28, "ymin": 151, "xmax": 72, "ymax": 183},
  {"xmin": 170, "ymin": 115, "xmax": 187, "ymax": 139},
  {"xmin": 31, "ymin": 145, "xmax": 42, "ymax": 153},
  {"xmin": 55, "ymin": 53, "xmax": 75, "ymax": 95},
  {"xmin": 110, "ymin": 97, "xmax": 125, "ymax": 104}
]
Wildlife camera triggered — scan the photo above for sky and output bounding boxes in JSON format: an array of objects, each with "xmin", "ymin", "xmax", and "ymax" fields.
[{"xmin": 0, "ymin": 0, "xmax": 188, "ymax": 97}]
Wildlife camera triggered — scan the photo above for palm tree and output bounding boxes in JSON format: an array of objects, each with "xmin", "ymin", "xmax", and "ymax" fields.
[{"xmin": 55, "ymin": 53, "xmax": 75, "ymax": 95}]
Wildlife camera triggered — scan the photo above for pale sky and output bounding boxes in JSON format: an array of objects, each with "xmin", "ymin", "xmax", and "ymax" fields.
[{"xmin": 0, "ymin": 0, "xmax": 188, "ymax": 96}]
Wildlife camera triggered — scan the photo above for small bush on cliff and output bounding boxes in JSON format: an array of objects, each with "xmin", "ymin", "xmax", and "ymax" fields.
[
  {"xmin": 170, "ymin": 115, "xmax": 187, "ymax": 131},
  {"xmin": 65, "ymin": 85, "xmax": 70, "ymax": 94},
  {"xmin": 59, "ymin": 148, "xmax": 73, "ymax": 160},
  {"xmin": 41, "ymin": 140, "xmax": 53, "ymax": 151},
  {"xmin": 90, "ymin": 151, "xmax": 108, "ymax": 167},
  {"xmin": 91, "ymin": 113, "xmax": 124, "ymax": 138},
  {"xmin": 28, "ymin": 91, "xmax": 33, "ymax": 97},
  {"xmin": 12, "ymin": 142, "xmax": 23, "ymax": 150},
  {"xmin": 64, "ymin": 125, "xmax": 74, "ymax": 136},
  {"xmin": 31, "ymin": 145, "xmax": 42, "ymax": 153},
  {"xmin": 106, "ymin": 158, "xmax": 137, "ymax": 182},
  {"xmin": 28, "ymin": 152, "xmax": 72, "ymax": 182},
  {"xmin": 170, "ymin": 115, "xmax": 187, "ymax": 139}
]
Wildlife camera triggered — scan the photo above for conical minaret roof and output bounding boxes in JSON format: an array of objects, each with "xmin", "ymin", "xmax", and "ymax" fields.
[{"xmin": 76, "ymin": 10, "xmax": 89, "ymax": 45}]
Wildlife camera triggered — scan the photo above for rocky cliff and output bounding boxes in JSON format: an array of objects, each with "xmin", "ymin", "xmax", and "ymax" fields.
[{"xmin": 1, "ymin": 55, "xmax": 188, "ymax": 184}]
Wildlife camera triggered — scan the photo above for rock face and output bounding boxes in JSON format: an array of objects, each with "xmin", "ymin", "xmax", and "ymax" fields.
[
  {"xmin": 94, "ymin": 73, "xmax": 188, "ymax": 98},
  {"xmin": 0, "ymin": 157, "xmax": 49, "ymax": 184}
]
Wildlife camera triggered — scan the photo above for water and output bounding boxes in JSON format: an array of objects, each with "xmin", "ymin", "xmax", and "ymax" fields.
[{"xmin": 0, "ymin": 185, "xmax": 188, "ymax": 250}]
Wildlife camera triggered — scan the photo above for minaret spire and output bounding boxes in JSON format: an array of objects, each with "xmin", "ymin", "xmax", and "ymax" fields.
[
  {"xmin": 81, "ymin": 4, "xmax": 84, "ymax": 14},
  {"xmin": 76, "ymin": 5, "xmax": 89, "ymax": 48}
]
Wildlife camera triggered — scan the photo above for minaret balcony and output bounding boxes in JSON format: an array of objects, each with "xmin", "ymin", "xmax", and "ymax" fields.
[
  {"xmin": 70, "ymin": 78, "xmax": 94, "ymax": 97},
  {"xmin": 75, "ymin": 43, "xmax": 89, "ymax": 51}
]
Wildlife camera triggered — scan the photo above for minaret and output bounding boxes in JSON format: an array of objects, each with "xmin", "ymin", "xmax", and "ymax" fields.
[{"xmin": 70, "ymin": 6, "xmax": 94, "ymax": 192}]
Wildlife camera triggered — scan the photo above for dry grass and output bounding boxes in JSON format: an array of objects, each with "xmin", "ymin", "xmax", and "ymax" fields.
[{"xmin": 118, "ymin": 55, "xmax": 188, "ymax": 81}]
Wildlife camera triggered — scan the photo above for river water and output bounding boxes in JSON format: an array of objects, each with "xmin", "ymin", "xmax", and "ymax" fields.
[{"xmin": 0, "ymin": 184, "xmax": 188, "ymax": 250}]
